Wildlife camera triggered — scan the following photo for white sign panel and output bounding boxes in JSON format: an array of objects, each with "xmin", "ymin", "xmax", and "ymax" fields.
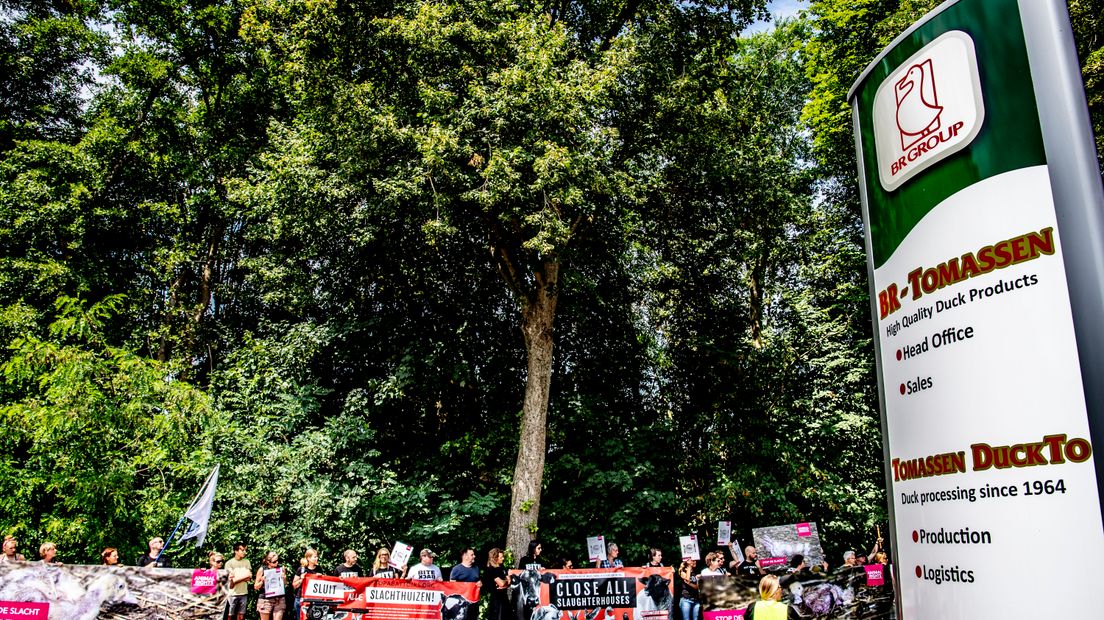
[
  {"xmin": 390, "ymin": 542, "xmax": 413, "ymax": 569},
  {"xmin": 586, "ymin": 536, "xmax": 606, "ymax": 562},
  {"xmin": 716, "ymin": 521, "xmax": 731, "ymax": 547},
  {"xmin": 679, "ymin": 535, "xmax": 699, "ymax": 561}
]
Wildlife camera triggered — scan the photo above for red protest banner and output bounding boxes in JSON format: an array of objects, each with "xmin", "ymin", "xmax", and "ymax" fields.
[{"xmin": 299, "ymin": 575, "xmax": 479, "ymax": 620}]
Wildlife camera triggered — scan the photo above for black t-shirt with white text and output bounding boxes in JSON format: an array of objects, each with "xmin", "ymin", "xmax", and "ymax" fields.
[{"xmin": 333, "ymin": 563, "xmax": 364, "ymax": 578}]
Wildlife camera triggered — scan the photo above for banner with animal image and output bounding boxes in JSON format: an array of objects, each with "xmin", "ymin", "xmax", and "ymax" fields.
[
  {"xmin": 751, "ymin": 523, "xmax": 824, "ymax": 569},
  {"xmin": 506, "ymin": 567, "xmax": 672, "ymax": 620},
  {"xmin": 298, "ymin": 574, "xmax": 479, "ymax": 620},
  {"xmin": 0, "ymin": 561, "xmax": 225, "ymax": 620},
  {"xmin": 698, "ymin": 570, "xmax": 894, "ymax": 619}
]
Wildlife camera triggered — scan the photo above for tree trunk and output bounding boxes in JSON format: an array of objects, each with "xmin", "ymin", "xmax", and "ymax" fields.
[{"xmin": 506, "ymin": 259, "xmax": 559, "ymax": 565}]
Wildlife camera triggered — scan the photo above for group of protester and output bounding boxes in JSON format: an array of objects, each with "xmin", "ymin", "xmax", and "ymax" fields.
[
  {"xmin": 2, "ymin": 532, "xmax": 890, "ymax": 620},
  {"xmin": 675, "ymin": 540, "xmax": 891, "ymax": 620}
]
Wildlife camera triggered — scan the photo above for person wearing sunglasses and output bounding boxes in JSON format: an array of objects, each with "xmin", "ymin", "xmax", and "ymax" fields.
[
  {"xmin": 254, "ymin": 551, "xmax": 287, "ymax": 620},
  {"xmin": 699, "ymin": 551, "xmax": 727, "ymax": 576}
]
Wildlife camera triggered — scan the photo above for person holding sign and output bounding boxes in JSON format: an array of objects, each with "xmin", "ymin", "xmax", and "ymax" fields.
[
  {"xmin": 744, "ymin": 575, "xmax": 798, "ymax": 620},
  {"xmin": 599, "ymin": 543, "xmax": 623, "ymax": 568},
  {"xmin": 372, "ymin": 547, "xmax": 406, "ymax": 578},
  {"xmin": 735, "ymin": 546, "xmax": 761, "ymax": 577},
  {"xmin": 676, "ymin": 560, "xmax": 700, "ymax": 620},
  {"xmin": 644, "ymin": 548, "xmax": 663, "ymax": 568},
  {"xmin": 293, "ymin": 549, "xmax": 323, "ymax": 620},
  {"xmin": 253, "ymin": 551, "xmax": 286, "ymax": 620}
]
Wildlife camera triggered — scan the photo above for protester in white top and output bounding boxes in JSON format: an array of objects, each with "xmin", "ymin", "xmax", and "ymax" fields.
[{"xmin": 408, "ymin": 549, "xmax": 443, "ymax": 581}]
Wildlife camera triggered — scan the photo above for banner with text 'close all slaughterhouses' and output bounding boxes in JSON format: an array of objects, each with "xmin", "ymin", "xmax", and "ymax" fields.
[
  {"xmin": 299, "ymin": 575, "xmax": 479, "ymax": 620},
  {"xmin": 507, "ymin": 568, "xmax": 672, "ymax": 620}
]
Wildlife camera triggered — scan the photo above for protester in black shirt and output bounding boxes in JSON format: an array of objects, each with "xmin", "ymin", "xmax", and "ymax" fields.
[
  {"xmin": 333, "ymin": 549, "xmax": 363, "ymax": 578},
  {"xmin": 734, "ymin": 546, "xmax": 761, "ymax": 577},
  {"xmin": 372, "ymin": 548, "xmax": 406, "ymax": 578},
  {"xmin": 293, "ymin": 549, "xmax": 323, "ymax": 619},
  {"xmin": 137, "ymin": 537, "xmax": 171, "ymax": 568},
  {"xmin": 676, "ymin": 559, "xmax": 700, "ymax": 620},
  {"xmin": 517, "ymin": 540, "xmax": 544, "ymax": 570},
  {"xmin": 483, "ymin": 548, "xmax": 510, "ymax": 620}
]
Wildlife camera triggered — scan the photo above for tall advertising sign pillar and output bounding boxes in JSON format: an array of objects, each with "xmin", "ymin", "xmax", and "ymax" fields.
[{"xmin": 849, "ymin": 0, "xmax": 1104, "ymax": 617}]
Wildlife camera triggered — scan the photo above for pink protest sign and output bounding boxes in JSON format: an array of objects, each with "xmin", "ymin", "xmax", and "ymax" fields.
[
  {"xmin": 704, "ymin": 610, "xmax": 745, "ymax": 620},
  {"xmin": 759, "ymin": 557, "xmax": 787, "ymax": 568},
  {"xmin": 864, "ymin": 564, "xmax": 885, "ymax": 587},
  {"xmin": 795, "ymin": 523, "xmax": 812, "ymax": 537},
  {"xmin": 0, "ymin": 602, "xmax": 49, "ymax": 620},
  {"xmin": 190, "ymin": 569, "xmax": 220, "ymax": 595}
]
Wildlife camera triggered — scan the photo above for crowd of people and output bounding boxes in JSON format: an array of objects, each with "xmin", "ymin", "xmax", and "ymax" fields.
[{"xmin": 1, "ymin": 532, "xmax": 891, "ymax": 620}]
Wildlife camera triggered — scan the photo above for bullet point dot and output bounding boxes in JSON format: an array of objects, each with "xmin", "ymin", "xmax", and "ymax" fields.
[
  {"xmin": 912, "ymin": 531, "xmax": 919, "ymax": 543},
  {"xmin": 899, "ymin": 383, "xmax": 906, "ymax": 395},
  {"xmin": 896, "ymin": 349, "xmax": 903, "ymax": 361},
  {"xmin": 915, "ymin": 566, "xmax": 922, "ymax": 578}
]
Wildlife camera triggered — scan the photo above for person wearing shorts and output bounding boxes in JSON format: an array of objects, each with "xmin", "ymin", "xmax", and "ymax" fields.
[
  {"xmin": 225, "ymin": 543, "xmax": 252, "ymax": 620},
  {"xmin": 254, "ymin": 550, "xmax": 287, "ymax": 620}
]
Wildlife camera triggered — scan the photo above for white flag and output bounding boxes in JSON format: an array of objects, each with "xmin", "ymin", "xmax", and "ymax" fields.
[{"xmin": 179, "ymin": 464, "xmax": 219, "ymax": 548}]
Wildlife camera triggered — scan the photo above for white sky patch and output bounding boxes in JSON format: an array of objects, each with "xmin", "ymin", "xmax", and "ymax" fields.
[{"xmin": 745, "ymin": 0, "xmax": 807, "ymax": 35}]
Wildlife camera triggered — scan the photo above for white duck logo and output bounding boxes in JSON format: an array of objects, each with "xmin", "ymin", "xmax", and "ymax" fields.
[{"xmin": 894, "ymin": 58, "xmax": 944, "ymax": 150}]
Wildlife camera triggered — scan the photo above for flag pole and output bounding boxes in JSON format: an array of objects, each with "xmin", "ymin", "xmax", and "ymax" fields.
[
  {"xmin": 156, "ymin": 464, "xmax": 220, "ymax": 564},
  {"xmin": 155, "ymin": 515, "xmax": 188, "ymax": 564}
]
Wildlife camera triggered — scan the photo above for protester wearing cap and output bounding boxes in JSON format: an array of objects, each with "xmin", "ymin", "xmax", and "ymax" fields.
[{"xmin": 409, "ymin": 548, "xmax": 443, "ymax": 581}]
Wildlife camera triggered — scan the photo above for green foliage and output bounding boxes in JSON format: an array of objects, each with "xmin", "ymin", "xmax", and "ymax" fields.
[
  {"xmin": 3, "ymin": 0, "xmax": 1099, "ymax": 572},
  {"xmin": 0, "ymin": 295, "xmax": 213, "ymax": 562}
]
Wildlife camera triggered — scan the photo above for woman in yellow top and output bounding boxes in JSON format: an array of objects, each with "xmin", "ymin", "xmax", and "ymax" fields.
[{"xmin": 744, "ymin": 575, "xmax": 799, "ymax": 620}]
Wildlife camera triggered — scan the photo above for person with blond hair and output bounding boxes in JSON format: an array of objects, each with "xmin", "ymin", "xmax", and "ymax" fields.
[
  {"xmin": 744, "ymin": 575, "xmax": 798, "ymax": 620},
  {"xmin": 293, "ymin": 549, "xmax": 323, "ymax": 620},
  {"xmin": 482, "ymin": 548, "xmax": 509, "ymax": 620},
  {"xmin": 699, "ymin": 551, "xmax": 726, "ymax": 576},
  {"xmin": 39, "ymin": 542, "xmax": 60, "ymax": 565},
  {"xmin": 372, "ymin": 547, "xmax": 406, "ymax": 578},
  {"xmin": 1, "ymin": 536, "xmax": 25, "ymax": 563},
  {"xmin": 253, "ymin": 551, "xmax": 287, "ymax": 620}
]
